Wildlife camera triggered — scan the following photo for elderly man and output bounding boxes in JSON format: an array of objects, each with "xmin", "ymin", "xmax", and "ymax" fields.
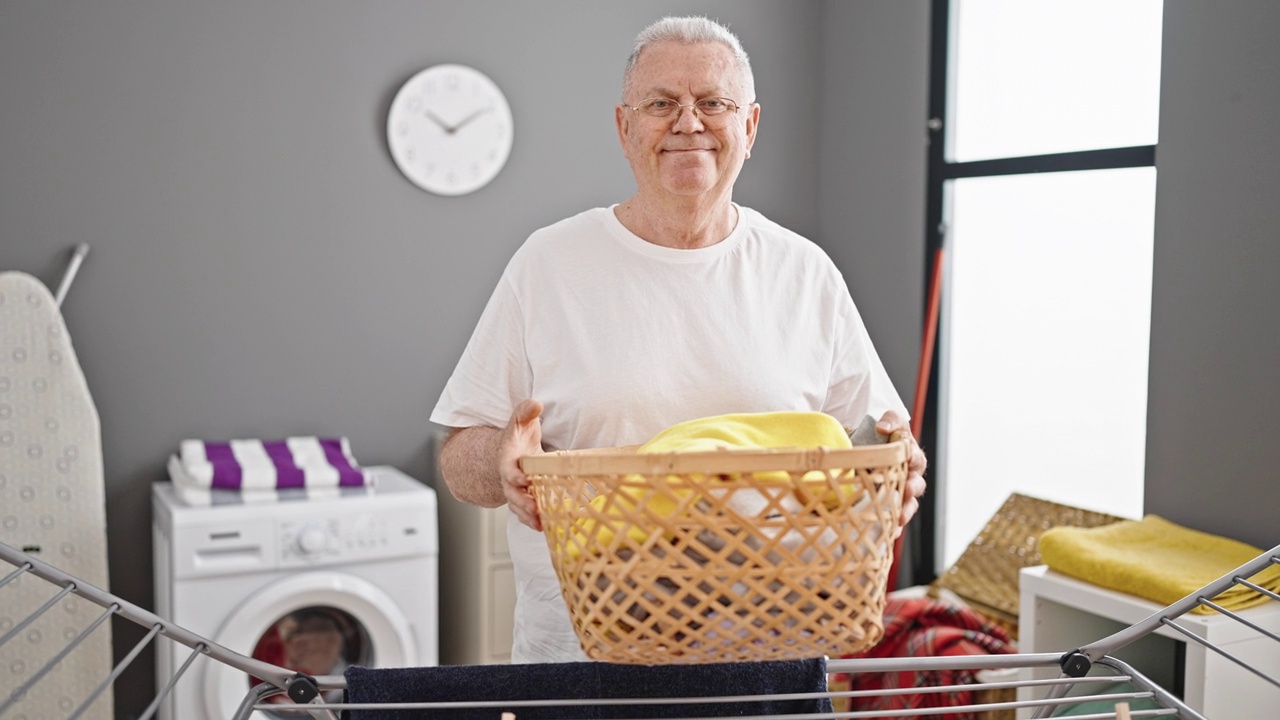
[{"xmin": 432, "ymin": 15, "xmax": 927, "ymax": 664}]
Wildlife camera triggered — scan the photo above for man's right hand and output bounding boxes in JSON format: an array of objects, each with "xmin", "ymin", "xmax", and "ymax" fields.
[{"xmin": 500, "ymin": 399, "xmax": 545, "ymax": 531}]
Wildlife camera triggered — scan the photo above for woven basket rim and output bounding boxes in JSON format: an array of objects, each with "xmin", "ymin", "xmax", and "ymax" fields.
[{"xmin": 519, "ymin": 440, "xmax": 910, "ymax": 476}]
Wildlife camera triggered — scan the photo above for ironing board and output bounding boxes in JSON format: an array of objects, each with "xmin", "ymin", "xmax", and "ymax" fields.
[{"xmin": 0, "ymin": 270, "xmax": 113, "ymax": 718}]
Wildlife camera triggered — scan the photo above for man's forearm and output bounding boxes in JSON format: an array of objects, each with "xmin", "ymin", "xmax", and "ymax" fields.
[{"xmin": 438, "ymin": 426, "xmax": 506, "ymax": 507}]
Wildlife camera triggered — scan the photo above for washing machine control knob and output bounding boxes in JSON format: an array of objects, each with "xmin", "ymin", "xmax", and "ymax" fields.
[{"xmin": 297, "ymin": 526, "xmax": 328, "ymax": 555}]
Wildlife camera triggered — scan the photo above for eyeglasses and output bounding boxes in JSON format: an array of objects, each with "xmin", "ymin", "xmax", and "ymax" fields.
[{"xmin": 626, "ymin": 97, "xmax": 743, "ymax": 125}]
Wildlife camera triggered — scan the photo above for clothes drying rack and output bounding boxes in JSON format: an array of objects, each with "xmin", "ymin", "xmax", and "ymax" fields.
[{"xmin": 1, "ymin": 539, "xmax": 1277, "ymax": 719}]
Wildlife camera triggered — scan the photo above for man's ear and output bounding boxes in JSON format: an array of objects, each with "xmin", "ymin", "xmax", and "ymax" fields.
[
  {"xmin": 744, "ymin": 103, "xmax": 760, "ymax": 159},
  {"xmin": 615, "ymin": 104, "xmax": 632, "ymax": 157}
]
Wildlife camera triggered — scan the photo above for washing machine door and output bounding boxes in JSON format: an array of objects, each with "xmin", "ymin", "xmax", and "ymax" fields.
[{"xmin": 202, "ymin": 571, "xmax": 418, "ymax": 719}]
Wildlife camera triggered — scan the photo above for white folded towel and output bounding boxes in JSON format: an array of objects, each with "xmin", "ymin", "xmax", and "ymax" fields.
[{"xmin": 176, "ymin": 436, "xmax": 372, "ymax": 490}]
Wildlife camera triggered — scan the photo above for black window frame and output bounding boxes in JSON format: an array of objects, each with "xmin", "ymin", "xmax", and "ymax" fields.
[{"xmin": 908, "ymin": 0, "xmax": 1159, "ymax": 584}]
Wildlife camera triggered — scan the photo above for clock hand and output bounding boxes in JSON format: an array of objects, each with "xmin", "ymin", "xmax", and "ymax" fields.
[
  {"xmin": 450, "ymin": 106, "xmax": 493, "ymax": 133},
  {"xmin": 424, "ymin": 109, "xmax": 456, "ymax": 134}
]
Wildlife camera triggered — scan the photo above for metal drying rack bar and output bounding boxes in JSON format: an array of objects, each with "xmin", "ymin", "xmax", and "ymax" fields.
[{"xmin": 3, "ymin": 539, "xmax": 1277, "ymax": 718}]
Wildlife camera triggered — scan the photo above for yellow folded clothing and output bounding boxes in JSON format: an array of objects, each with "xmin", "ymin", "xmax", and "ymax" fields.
[
  {"xmin": 1039, "ymin": 515, "xmax": 1280, "ymax": 614},
  {"xmin": 637, "ymin": 411, "xmax": 853, "ymax": 456},
  {"xmin": 565, "ymin": 411, "xmax": 855, "ymax": 558}
]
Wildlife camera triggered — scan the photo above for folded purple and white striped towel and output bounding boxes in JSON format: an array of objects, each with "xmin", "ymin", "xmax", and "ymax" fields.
[
  {"xmin": 166, "ymin": 455, "xmax": 375, "ymax": 506},
  {"xmin": 176, "ymin": 436, "xmax": 371, "ymax": 490}
]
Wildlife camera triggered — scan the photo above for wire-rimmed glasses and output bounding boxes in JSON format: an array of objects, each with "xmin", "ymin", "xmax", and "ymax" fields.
[{"xmin": 626, "ymin": 97, "xmax": 744, "ymax": 125}]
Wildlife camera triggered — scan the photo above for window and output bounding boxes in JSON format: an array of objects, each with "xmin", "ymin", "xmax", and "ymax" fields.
[
  {"xmin": 919, "ymin": 0, "xmax": 1164, "ymax": 573},
  {"xmin": 952, "ymin": 1, "xmax": 1162, "ymax": 162}
]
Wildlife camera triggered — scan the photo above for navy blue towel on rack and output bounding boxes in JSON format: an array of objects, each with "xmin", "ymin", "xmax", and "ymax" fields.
[{"xmin": 343, "ymin": 657, "xmax": 832, "ymax": 718}]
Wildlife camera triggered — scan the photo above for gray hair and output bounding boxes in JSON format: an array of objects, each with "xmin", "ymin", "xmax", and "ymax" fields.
[{"xmin": 623, "ymin": 16, "xmax": 755, "ymax": 103}]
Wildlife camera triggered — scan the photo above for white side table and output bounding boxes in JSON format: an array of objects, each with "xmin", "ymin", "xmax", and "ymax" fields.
[{"xmin": 1018, "ymin": 564, "xmax": 1280, "ymax": 718}]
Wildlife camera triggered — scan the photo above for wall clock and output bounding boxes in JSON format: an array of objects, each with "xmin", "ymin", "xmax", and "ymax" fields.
[{"xmin": 387, "ymin": 63, "xmax": 514, "ymax": 196}]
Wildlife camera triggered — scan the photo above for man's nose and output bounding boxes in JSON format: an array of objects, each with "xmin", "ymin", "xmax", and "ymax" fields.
[{"xmin": 671, "ymin": 104, "xmax": 705, "ymax": 131}]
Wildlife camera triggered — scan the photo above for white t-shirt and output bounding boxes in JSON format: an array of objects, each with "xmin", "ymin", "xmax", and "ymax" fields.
[{"xmin": 431, "ymin": 204, "xmax": 908, "ymax": 663}]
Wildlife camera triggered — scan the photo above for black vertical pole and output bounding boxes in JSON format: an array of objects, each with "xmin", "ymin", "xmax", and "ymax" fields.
[{"xmin": 911, "ymin": 0, "xmax": 951, "ymax": 586}]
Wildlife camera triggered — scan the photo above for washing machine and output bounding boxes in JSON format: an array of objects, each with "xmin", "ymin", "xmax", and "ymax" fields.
[{"xmin": 152, "ymin": 465, "xmax": 438, "ymax": 720}]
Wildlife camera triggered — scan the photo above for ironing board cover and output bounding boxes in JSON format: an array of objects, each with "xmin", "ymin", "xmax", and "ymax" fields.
[{"xmin": 0, "ymin": 271, "xmax": 113, "ymax": 718}]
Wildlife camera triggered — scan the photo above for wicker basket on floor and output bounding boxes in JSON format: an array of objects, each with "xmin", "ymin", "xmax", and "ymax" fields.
[
  {"xmin": 930, "ymin": 492, "xmax": 1126, "ymax": 641},
  {"xmin": 521, "ymin": 441, "xmax": 910, "ymax": 665}
]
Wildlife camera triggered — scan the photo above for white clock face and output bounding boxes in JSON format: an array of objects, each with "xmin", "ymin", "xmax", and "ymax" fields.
[{"xmin": 387, "ymin": 64, "xmax": 514, "ymax": 196}]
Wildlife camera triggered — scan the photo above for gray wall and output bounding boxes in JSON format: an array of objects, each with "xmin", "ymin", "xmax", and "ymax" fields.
[
  {"xmin": 1145, "ymin": 1, "xmax": 1280, "ymax": 550},
  {"xmin": 819, "ymin": 1, "xmax": 929, "ymax": 387}
]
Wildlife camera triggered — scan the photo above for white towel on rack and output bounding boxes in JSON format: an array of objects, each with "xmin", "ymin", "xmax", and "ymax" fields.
[{"xmin": 177, "ymin": 436, "xmax": 373, "ymax": 490}]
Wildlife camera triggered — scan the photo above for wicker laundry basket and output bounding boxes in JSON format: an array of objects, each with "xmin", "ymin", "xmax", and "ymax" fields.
[
  {"xmin": 930, "ymin": 492, "xmax": 1126, "ymax": 641},
  {"xmin": 521, "ymin": 441, "xmax": 910, "ymax": 665}
]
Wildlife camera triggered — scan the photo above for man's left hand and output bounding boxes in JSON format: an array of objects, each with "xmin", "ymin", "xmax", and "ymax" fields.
[{"xmin": 876, "ymin": 410, "xmax": 927, "ymax": 534}]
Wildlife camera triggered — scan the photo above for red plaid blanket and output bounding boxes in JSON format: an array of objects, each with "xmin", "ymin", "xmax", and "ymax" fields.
[{"xmin": 834, "ymin": 596, "xmax": 1015, "ymax": 719}]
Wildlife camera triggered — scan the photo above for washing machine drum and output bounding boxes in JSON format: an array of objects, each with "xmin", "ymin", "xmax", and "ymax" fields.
[{"xmin": 202, "ymin": 571, "xmax": 419, "ymax": 719}]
